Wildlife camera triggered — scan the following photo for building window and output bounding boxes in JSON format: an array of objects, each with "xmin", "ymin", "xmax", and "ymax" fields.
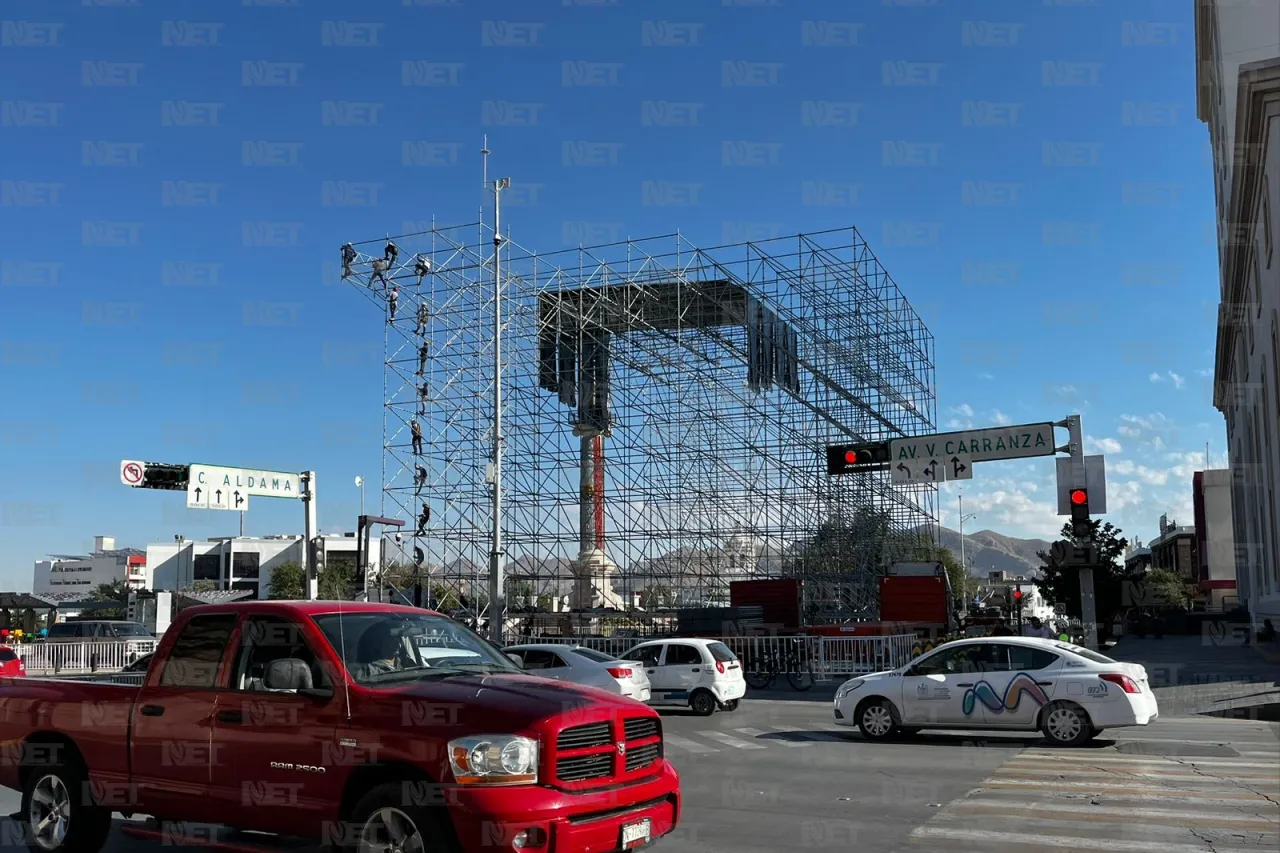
[
  {"xmin": 193, "ymin": 554, "xmax": 220, "ymax": 582},
  {"xmin": 233, "ymin": 552, "xmax": 260, "ymax": 580}
]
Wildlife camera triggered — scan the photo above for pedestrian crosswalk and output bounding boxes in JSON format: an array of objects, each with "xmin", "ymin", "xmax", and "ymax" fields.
[
  {"xmin": 663, "ymin": 725, "xmax": 853, "ymax": 754},
  {"xmin": 901, "ymin": 722, "xmax": 1280, "ymax": 852}
]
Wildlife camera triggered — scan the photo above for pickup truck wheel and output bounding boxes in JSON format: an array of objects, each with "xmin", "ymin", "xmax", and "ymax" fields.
[
  {"xmin": 21, "ymin": 766, "xmax": 111, "ymax": 853},
  {"xmin": 348, "ymin": 783, "xmax": 457, "ymax": 853}
]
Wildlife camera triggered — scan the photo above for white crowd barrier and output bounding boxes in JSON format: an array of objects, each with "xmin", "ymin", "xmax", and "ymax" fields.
[
  {"xmin": 14, "ymin": 640, "xmax": 155, "ymax": 676},
  {"xmin": 505, "ymin": 633, "xmax": 919, "ymax": 681}
]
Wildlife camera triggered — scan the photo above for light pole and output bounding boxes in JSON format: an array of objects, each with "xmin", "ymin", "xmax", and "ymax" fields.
[
  {"xmin": 355, "ymin": 476, "xmax": 365, "ymax": 517},
  {"xmin": 957, "ymin": 493, "xmax": 978, "ymax": 610}
]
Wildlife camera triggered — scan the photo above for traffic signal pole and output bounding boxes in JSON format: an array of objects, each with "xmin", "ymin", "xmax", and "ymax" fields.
[{"xmin": 1066, "ymin": 415, "xmax": 1098, "ymax": 650}]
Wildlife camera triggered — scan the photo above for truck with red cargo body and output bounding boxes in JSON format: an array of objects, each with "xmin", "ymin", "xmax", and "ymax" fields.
[{"xmin": 0, "ymin": 601, "xmax": 680, "ymax": 853}]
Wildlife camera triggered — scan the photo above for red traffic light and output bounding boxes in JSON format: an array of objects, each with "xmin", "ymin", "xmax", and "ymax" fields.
[
  {"xmin": 1013, "ymin": 590, "xmax": 1023, "ymax": 600},
  {"xmin": 845, "ymin": 450, "xmax": 857, "ymax": 463},
  {"xmin": 1070, "ymin": 489, "xmax": 1088, "ymax": 506}
]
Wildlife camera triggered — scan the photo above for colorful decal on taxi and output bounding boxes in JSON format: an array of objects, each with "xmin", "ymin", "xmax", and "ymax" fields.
[{"xmin": 961, "ymin": 673, "xmax": 1050, "ymax": 716}]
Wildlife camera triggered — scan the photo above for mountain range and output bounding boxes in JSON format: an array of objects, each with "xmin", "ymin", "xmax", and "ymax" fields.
[{"xmin": 928, "ymin": 526, "xmax": 1052, "ymax": 579}]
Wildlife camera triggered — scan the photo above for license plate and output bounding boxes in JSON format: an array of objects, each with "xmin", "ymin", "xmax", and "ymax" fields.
[{"xmin": 621, "ymin": 818, "xmax": 651, "ymax": 849}]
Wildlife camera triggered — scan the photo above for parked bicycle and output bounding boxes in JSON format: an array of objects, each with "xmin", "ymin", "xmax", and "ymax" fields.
[{"xmin": 743, "ymin": 638, "xmax": 814, "ymax": 691}]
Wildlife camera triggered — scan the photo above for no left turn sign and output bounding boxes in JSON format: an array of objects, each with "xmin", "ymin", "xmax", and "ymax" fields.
[{"xmin": 120, "ymin": 460, "xmax": 145, "ymax": 486}]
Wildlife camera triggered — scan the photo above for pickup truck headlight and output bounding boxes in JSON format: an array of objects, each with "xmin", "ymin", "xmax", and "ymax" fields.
[
  {"xmin": 447, "ymin": 735, "xmax": 538, "ymax": 785},
  {"xmin": 835, "ymin": 680, "xmax": 863, "ymax": 702}
]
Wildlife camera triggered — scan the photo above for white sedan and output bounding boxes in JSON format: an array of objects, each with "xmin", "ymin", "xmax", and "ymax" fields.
[{"xmin": 833, "ymin": 636, "xmax": 1158, "ymax": 747}]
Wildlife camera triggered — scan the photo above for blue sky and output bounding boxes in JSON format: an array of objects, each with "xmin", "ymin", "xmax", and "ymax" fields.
[{"xmin": 0, "ymin": 0, "xmax": 1220, "ymax": 586}]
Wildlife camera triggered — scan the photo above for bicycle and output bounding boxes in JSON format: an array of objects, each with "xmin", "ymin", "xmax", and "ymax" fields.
[{"xmin": 743, "ymin": 639, "xmax": 814, "ymax": 692}]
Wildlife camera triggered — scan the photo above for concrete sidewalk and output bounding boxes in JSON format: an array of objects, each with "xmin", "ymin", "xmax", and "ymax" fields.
[{"xmin": 1109, "ymin": 634, "xmax": 1280, "ymax": 720}]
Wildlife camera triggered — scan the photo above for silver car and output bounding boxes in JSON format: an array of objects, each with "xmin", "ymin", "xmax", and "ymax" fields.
[{"xmin": 503, "ymin": 643, "xmax": 652, "ymax": 701}]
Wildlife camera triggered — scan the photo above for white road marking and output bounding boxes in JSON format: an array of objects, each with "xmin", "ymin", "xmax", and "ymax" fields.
[
  {"xmin": 910, "ymin": 826, "xmax": 1244, "ymax": 852},
  {"xmin": 661, "ymin": 733, "xmax": 718, "ymax": 754},
  {"xmin": 697, "ymin": 730, "xmax": 767, "ymax": 750}
]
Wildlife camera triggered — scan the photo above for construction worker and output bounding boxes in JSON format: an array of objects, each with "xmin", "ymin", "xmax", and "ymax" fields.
[
  {"xmin": 410, "ymin": 419, "xmax": 423, "ymax": 456},
  {"xmin": 417, "ymin": 503, "xmax": 430, "ymax": 535},
  {"xmin": 385, "ymin": 240, "xmax": 399, "ymax": 266},
  {"xmin": 388, "ymin": 286, "xmax": 398, "ymax": 321},
  {"xmin": 415, "ymin": 301, "xmax": 429, "ymax": 336},
  {"xmin": 417, "ymin": 380, "xmax": 428, "ymax": 414},
  {"xmin": 341, "ymin": 243, "xmax": 356, "ymax": 279},
  {"xmin": 417, "ymin": 341, "xmax": 429, "ymax": 376},
  {"xmin": 414, "ymin": 464, "xmax": 427, "ymax": 491},
  {"xmin": 414, "ymin": 255, "xmax": 431, "ymax": 286},
  {"xmin": 370, "ymin": 258, "xmax": 389, "ymax": 289}
]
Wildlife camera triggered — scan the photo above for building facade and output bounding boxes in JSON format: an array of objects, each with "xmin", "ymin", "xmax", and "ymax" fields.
[
  {"xmin": 31, "ymin": 536, "xmax": 146, "ymax": 596},
  {"xmin": 1193, "ymin": 469, "xmax": 1240, "ymax": 609},
  {"xmin": 1197, "ymin": 0, "xmax": 1280, "ymax": 625},
  {"xmin": 144, "ymin": 533, "xmax": 382, "ymax": 600}
]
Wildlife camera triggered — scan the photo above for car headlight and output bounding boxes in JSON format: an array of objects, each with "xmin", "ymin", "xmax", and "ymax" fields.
[
  {"xmin": 447, "ymin": 735, "xmax": 539, "ymax": 785},
  {"xmin": 835, "ymin": 681, "xmax": 863, "ymax": 701}
]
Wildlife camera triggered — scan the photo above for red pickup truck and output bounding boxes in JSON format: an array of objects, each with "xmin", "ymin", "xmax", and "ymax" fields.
[{"xmin": 0, "ymin": 601, "xmax": 680, "ymax": 853}]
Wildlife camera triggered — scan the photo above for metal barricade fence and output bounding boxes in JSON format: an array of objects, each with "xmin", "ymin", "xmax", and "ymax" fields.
[
  {"xmin": 14, "ymin": 640, "xmax": 156, "ymax": 676},
  {"xmin": 509, "ymin": 634, "xmax": 918, "ymax": 681}
]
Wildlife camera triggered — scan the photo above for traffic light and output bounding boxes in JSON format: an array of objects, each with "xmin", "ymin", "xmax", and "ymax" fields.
[
  {"xmin": 1012, "ymin": 588, "xmax": 1023, "ymax": 604},
  {"xmin": 826, "ymin": 441, "xmax": 890, "ymax": 475},
  {"xmin": 139, "ymin": 463, "xmax": 189, "ymax": 491},
  {"xmin": 1069, "ymin": 487, "xmax": 1091, "ymax": 539}
]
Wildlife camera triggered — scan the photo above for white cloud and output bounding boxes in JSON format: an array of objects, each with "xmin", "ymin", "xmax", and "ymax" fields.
[
  {"xmin": 952, "ymin": 403, "xmax": 975, "ymax": 417},
  {"xmin": 991, "ymin": 410, "xmax": 1012, "ymax": 426},
  {"xmin": 1149, "ymin": 372, "xmax": 1164, "ymax": 383},
  {"xmin": 1168, "ymin": 371, "xmax": 1185, "ymax": 389},
  {"xmin": 1085, "ymin": 436, "xmax": 1122, "ymax": 454},
  {"xmin": 1196, "ymin": 368, "xmax": 1213, "ymax": 377},
  {"xmin": 977, "ymin": 373, "xmax": 994, "ymax": 380}
]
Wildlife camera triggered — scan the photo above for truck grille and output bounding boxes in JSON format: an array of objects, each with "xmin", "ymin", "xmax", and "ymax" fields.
[
  {"xmin": 557, "ymin": 722, "xmax": 612, "ymax": 751},
  {"xmin": 625, "ymin": 741, "xmax": 661, "ymax": 773},
  {"xmin": 552, "ymin": 715, "xmax": 663, "ymax": 787}
]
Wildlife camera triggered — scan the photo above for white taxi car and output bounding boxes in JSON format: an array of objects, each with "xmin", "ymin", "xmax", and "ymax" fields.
[
  {"xmin": 833, "ymin": 637, "xmax": 1158, "ymax": 747},
  {"xmin": 621, "ymin": 638, "xmax": 746, "ymax": 716}
]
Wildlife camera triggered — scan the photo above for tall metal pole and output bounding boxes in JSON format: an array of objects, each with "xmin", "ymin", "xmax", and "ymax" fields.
[
  {"xmin": 488, "ymin": 167, "xmax": 510, "ymax": 645},
  {"xmin": 1067, "ymin": 414, "xmax": 1098, "ymax": 650}
]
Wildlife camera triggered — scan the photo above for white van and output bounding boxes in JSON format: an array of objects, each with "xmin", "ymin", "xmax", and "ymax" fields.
[{"xmin": 620, "ymin": 638, "xmax": 746, "ymax": 715}]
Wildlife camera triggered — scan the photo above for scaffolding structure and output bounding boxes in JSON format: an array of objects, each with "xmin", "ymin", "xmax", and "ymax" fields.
[{"xmin": 341, "ymin": 222, "xmax": 939, "ymax": 628}]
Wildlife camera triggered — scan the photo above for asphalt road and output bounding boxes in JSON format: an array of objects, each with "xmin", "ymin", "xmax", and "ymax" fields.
[{"xmin": 0, "ymin": 698, "xmax": 1274, "ymax": 853}]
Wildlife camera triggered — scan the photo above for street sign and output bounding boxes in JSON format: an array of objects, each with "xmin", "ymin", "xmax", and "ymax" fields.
[
  {"xmin": 1056, "ymin": 455, "xmax": 1107, "ymax": 514},
  {"xmin": 890, "ymin": 422, "xmax": 1056, "ymax": 465},
  {"xmin": 890, "ymin": 452, "xmax": 973, "ymax": 484},
  {"xmin": 188, "ymin": 464, "xmax": 301, "ymax": 501},
  {"xmin": 187, "ymin": 478, "xmax": 250, "ymax": 512},
  {"xmin": 120, "ymin": 460, "xmax": 145, "ymax": 487}
]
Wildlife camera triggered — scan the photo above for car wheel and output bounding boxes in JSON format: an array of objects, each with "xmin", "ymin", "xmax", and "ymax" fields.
[
  {"xmin": 690, "ymin": 689, "xmax": 716, "ymax": 716},
  {"xmin": 723, "ymin": 699, "xmax": 740, "ymax": 712},
  {"xmin": 20, "ymin": 762, "xmax": 111, "ymax": 853},
  {"xmin": 347, "ymin": 782, "xmax": 459, "ymax": 853},
  {"xmin": 1041, "ymin": 702, "xmax": 1093, "ymax": 747},
  {"xmin": 855, "ymin": 698, "xmax": 898, "ymax": 742}
]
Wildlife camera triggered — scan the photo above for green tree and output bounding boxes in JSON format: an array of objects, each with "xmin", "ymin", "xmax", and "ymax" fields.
[
  {"xmin": 183, "ymin": 579, "xmax": 217, "ymax": 594},
  {"xmin": 90, "ymin": 581, "xmax": 128, "ymax": 617},
  {"xmin": 936, "ymin": 547, "xmax": 975, "ymax": 603},
  {"xmin": 266, "ymin": 562, "xmax": 306, "ymax": 600},
  {"xmin": 1139, "ymin": 567, "xmax": 1192, "ymax": 610},
  {"xmin": 1034, "ymin": 520, "xmax": 1130, "ymax": 630}
]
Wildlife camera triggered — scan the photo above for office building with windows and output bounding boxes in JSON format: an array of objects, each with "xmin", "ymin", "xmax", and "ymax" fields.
[
  {"xmin": 145, "ymin": 533, "xmax": 382, "ymax": 600},
  {"xmin": 1196, "ymin": 0, "xmax": 1280, "ymax": 624},
  {"xmin": 32, "ymin": 536, "xmax": 146, "ymax": 595}
]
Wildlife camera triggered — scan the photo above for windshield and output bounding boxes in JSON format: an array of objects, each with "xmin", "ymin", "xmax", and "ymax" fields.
[
  {"xmin": 110, "ymin": 623, "xmax": 152, "ymax": 638},
  {"xmin": 1054, "ymin": 642, "xmax": 1116, "ymax": 665},
  {"xmin": 312, "ymin": 611, "xmax": 522, "ymax": 686},
  {"xmin": 707, "ymin": 642, "xmax": 737, "ymax": 663},
  {"xmin": 0, "ymin": 649, "xmax": 16, "ymax": 662},
  {"xmin": 568, "ymin": 647, "xmax": 617, "ymax": 663}
]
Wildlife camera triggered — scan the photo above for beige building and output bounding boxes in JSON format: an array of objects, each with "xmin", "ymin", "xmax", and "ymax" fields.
[{"xmin": 1196, "ymin": 0, "xmax": 1280, "ymax": 625}]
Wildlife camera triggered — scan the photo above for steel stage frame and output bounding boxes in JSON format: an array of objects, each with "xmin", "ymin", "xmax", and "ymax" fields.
[{"xmin": 340, "ymin": 222, "xmax": 939, "ymax": 629}]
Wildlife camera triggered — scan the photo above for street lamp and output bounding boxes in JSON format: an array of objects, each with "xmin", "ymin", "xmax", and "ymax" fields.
[
  {"xmin": 958, "ymin": 494, "xmax": 978, "ymax": 610},
  {"xmin": 354, "ymin": 476, "xmax": 365, "ymax": 517}
]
